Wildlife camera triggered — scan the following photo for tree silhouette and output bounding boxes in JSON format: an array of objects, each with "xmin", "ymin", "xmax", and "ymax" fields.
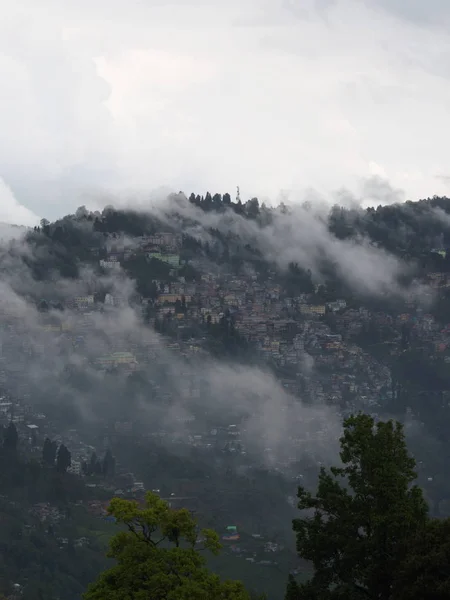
[
  {"xmin": 42, "ymin": 437, "xmax": 57, "ymax": 466},
  {"xmin": 290, "ymin": 413, "xmax": 428, "ymax": 600},
  {"xmin": 102, "ymin": 449, "xmax": 116, "ymax": 477},
  {"xmin": 3, "ymin": 422, "xmax": 18, "ymax": 452},
  {"xmin": 56, "ymin": 444, "xmax": 71, "ymax": 474}
]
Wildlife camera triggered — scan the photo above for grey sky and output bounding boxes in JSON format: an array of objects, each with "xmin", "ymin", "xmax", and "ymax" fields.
[
  {"xmin": 1, "ymin": 0, "xmax": 450, "ymax": 224},
  {"xmin": 368, "ymin": 0, "xmax": 450, "ymax": 27}
]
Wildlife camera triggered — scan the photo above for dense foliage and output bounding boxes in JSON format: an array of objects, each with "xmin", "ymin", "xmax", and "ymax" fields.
[
  {"xmin": 0, "ymin": 426, "xmax": 111, "ymax": 600},
  {"xmin": 82, "ymin": 414, "xmax": 450, "ymax": 600},
  {"xmin": 287, "ymin": 414, "xmax": 450, "ymax": 600},
  {"xmin": 84, "ymin": 492, "xmax": 252, "ymax": 600}
]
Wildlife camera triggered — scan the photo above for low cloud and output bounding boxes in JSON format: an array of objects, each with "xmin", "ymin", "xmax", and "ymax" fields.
[
  {"xmin": 0, "ymin": 177, "xmax": 40, "ymax": 226},
  {"xmin": 146, "ymin": 193, "xmax": 429, "ymax": 302},
  {"xmin": 0, "ymin": 226, "xmax": 340, "ymax": 469},
  {"xmin": 360, "ymin": 175, "xmax": 406, "ymax": 206},
  {"xmin": 2, "ymin": 0, "xmax": 450, "ymax": 218}
]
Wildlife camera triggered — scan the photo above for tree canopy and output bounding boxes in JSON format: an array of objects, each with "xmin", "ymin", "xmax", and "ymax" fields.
[
  {"xmin": 84, "ymin": 491, "xmax": 252, "ymax": 600},
  {"xmin": 290, "ymin": 413, "xmax": 429, "ymax": 600},
  {"xmin": 56, "ymin": 444, "xmax": 71, "ymax": 474},
  {"xmin": 392, "ymin": 517, "xmax": 450, "ymax": 600},
  {"xmin": 3, "ymin": 422, "xmax": 18, "ymax": 452}
]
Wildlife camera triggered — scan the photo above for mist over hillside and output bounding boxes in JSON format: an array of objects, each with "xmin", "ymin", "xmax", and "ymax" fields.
[
  {"xmin": 2, "ymin": 192, "xmax": 450, "ymax": 598},
  {"xmin": 0, "ymin": 222, "xmax": 28, "ymax": 243},
  {"xmin": 5, "ymin": 1, "xmax": 450, "ymax": 596}
]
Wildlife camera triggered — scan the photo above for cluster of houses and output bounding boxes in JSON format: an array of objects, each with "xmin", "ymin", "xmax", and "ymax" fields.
[
  {"xmin": 1, "ymin": 234, "xmax": 450, "ymax": 458},
  {"xmin": 1, "ymin": 233, "xmax": 450, "ymax": 579},
  {"xmin": 1, "ymin": 231, "xmax": 450, "ymax": 423}
]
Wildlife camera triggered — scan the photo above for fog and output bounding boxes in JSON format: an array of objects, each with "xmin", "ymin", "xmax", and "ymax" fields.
[
  {"xmin": 0, "ymin": 223, "xmax": 341, "ymax": 471},
  {"xmin": 1, "ymin": 188, "xmax": 448, "ymax": 479},
  {"xmin": 146, "ymin": 192, "xmax": 433, "ymax": 302}
]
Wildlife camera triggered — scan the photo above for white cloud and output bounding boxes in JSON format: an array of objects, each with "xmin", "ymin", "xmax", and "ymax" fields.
[
  {"xmin": 0, "ymin": 177, "xmax": 39, "ymax": 226},
  {"xmin": 1, "ymin": 0, "xmax": 450, "ymax": 219}
]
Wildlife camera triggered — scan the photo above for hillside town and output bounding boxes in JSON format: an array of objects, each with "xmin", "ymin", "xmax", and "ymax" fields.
[
  {"xmin": 0, "ymin": 232, "xmax": 448, "ymax": 485},
  {"xmin": 0, "ymin": 215, "xmax": 450, "ymax": 598}
]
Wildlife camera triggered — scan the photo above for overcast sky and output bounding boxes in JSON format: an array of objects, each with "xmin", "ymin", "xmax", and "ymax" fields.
[{"xmin": 1, "ymin": 0, "xmax": 450, "ymax": 225}]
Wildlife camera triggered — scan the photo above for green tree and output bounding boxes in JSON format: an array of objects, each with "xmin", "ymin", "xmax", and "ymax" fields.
[
  {"xmin": 291, "ymin": 413, "xmax": 428, "ymax": 600},
  {"xmin": 88, "ymin": 451, "xmax": 99, "ymax": 476},
  {"xmin": 56, "ymin": 444, "xmax": 71, "ymax": 473},
  {"xmin": 3, "ymin": 422, "xmax": 18, "ymax": 452},
  {"xmin": 42, "ymin": 437, "xmax": 57, "ymax": 466},
  {"xmin": 285, "ymin": 575, "xmax": 302, "ymax": 600},
  {"xmin": 392, "ymin": 517, "xmax": 450, "ymax": 600},
  {"xmin": 84, "ymin": 491, "xmax": 251, "ymax": 600},
  {"xmin": 102, "ymin": 449, "xmax": 116, "ymax": 477}
]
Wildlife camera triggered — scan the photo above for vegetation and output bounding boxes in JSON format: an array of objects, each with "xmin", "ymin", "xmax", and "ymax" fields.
[
  {"xmin": 84, "ymin": 492, "xmax": 252, "ymax": 600},
  {"xmin": 0, "ymin": 426, "xmax": 116, "ymax": 600},
  {"xmin": 81, "ymin": 414, "xmax": 450, "ymax": 600},
  {"xmin": 392, "ymin": 517, "xmax": 450, "ymax": 600},
  {"xmin": 2, "ymin": 194, "xmax": 450, "ymax": 597},
  {"xmin": 287, "ymin": 413, "xmax": 450, "ymax": 600}
]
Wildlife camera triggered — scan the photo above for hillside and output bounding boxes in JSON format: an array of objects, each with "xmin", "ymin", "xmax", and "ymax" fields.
[{"xmin": 1, "ymin": 193, "xmax": 450, "ymax": 598}]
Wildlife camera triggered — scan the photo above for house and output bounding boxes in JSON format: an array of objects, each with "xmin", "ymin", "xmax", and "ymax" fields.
[
  {"xmin": 0, "ymin": 401, "xmax": 12, "ymax": 415},
  {"xmin": 75, "ymin": 537, "xmax": 89, "ymax": 547},
  {"xmin": 68, "ymin": 460, "xmax": 83, "ymax": 476},
  {"xmin": 327, "ymin": 299, "xmax": 347, "ymax": 312},
  {"xmin": 100, "ymin": 259, "xmax": 121, "ymax": 270},
  {"xmin": 147, "ymin": 253, "xmax": 180, "ymax": 267},
  {"xmin": 74, "ymin": 295, "xmax": 94, "ymax": 306},
  {"xmin": 300, "ymin": 304, "xmax": 326, "ymax": 317},
  {"xmin": 157, "ymin": 294, "xmax": 192, "ymax": 305}
]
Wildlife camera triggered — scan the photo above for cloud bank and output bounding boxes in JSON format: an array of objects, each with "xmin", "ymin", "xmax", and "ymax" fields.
[
  {"xmin": 0, "ymin": 178, "xmax": 39, "ymax": 226},
  {"xmin": 2, "ymin": 0, "xmax": 450, "ymax": 221},
  {"xmin": 0, "ymin": 224, "xmax": 340, "ymax": 470},
  {"xmin": 146, "ymin": 193, "xmax": 430, "ymax": 302}
]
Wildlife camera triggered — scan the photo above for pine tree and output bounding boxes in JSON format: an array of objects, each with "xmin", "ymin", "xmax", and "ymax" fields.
[
  {"xmin": 291, "ymin": 413, "xmax": 428, "ymax": 600},
  {"xmin": 42, "ymin": 437, "xmax": 57, "ymax": 466},
  {"xmin": 285, "ymin": 575, "xmax": 301, "ymax": 600},
  {"xmin": 88, "ymin": 451, "xmax": 98, "ymax": 476},
  {"xmin": 56, "ymin": 444, "xmax": 71, "ymax": 473},
  {"xmin": 3, "ymin": 422, "xmax": 18, "ymax": 452},
  {"xmin": 102, "ymin": 449, "xmax": 116, "ymax": 477}
]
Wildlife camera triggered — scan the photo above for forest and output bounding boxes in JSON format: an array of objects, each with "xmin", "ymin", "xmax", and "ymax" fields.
[{"xmin": 1, "ymin": 192, "xmax": 450, "ymax": 598}]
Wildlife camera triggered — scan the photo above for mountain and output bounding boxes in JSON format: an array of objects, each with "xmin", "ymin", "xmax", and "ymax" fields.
[{"xmin": 0, "ymin": 193, "xmax": 450, "ymax": 598}]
